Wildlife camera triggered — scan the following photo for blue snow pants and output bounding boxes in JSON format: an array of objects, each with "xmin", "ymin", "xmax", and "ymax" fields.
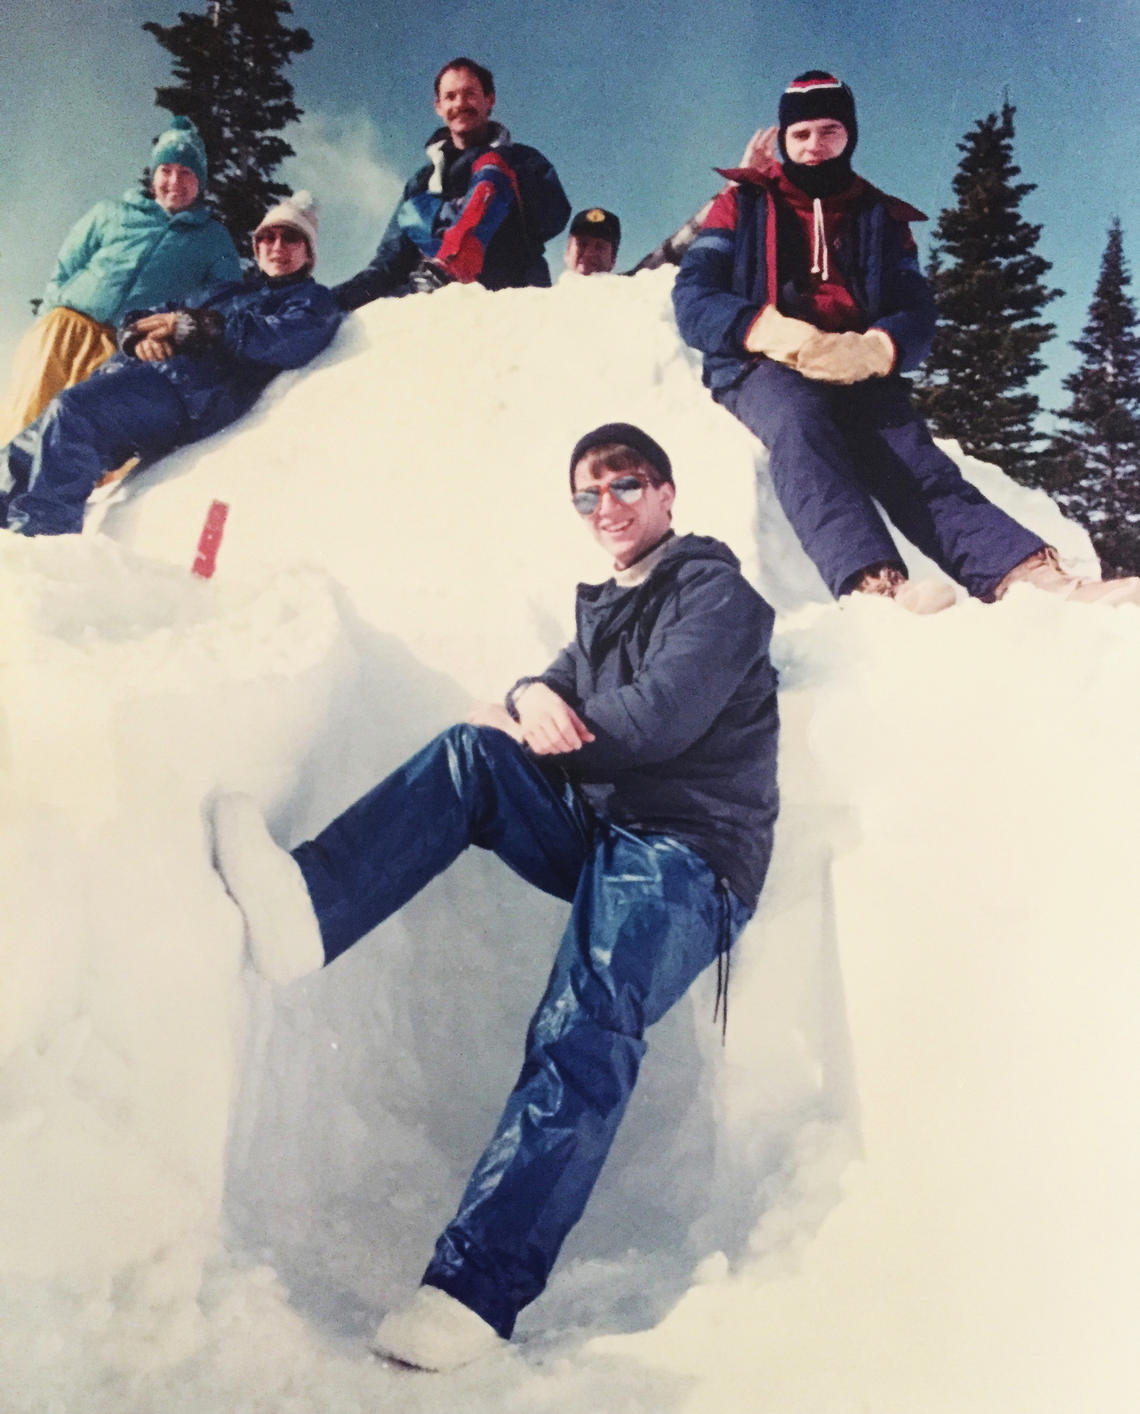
[
  {"xmin": 718, "ymin": 361, "xmax": 1045, "ymax": 599},
  {"xmin": 292, "ymin": 724, "xmax": 752, "ymax": 1338},
  {"xmin": 0, "ymin": 361, "xmax": 188, "ymax": 535}
]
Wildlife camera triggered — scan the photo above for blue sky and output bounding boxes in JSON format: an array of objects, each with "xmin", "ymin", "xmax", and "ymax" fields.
[{"xmin": 3, "ymin": 0, "xmax": 1138, "ymax": 417}]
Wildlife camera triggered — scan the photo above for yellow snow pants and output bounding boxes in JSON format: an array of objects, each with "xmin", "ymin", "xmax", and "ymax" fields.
[{"xmin": 0, "ymin": 306, "xmax": 117, "ymax": 445}]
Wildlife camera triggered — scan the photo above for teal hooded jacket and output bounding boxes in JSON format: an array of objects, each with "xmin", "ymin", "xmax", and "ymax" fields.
[{"xmin": 42, "ymin": 189, "xmax": 241, "ymax": 328}]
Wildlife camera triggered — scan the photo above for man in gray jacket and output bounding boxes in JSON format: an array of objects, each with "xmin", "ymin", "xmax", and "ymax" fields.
[{"xmin": 212, "ymin": 423, "xmax": 779, "ymax": 1370}]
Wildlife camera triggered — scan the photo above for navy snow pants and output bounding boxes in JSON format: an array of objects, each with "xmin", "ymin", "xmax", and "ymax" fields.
[
  {"xmin": 292, "ymin": 724, "xmax": 751, "ymax": 1337},
  {"xmin": 718, "ymin": 361, "xmax": 1044, "ymax": 598},
  {"xmin": 0, "ymin": 361, "xmax": 188, "ymax": 535}
]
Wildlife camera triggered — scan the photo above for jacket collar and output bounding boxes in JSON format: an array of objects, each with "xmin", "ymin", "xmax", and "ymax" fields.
[
  {"xmin": 121, "ymin": 189, "xmax": 215, "ymax": 226},
  {"xmin": 424, "ymin": 121, "xmax": 512, "ymax": 194},
  {"xmin": 581, "ymin": 533, "xmax": 740, "ymax": 601},
  {"xmin": 576, "ymin": 534, "xmax": 739, "ymax": 656},
  {"xmin": 257, "ymin": 268, "xmax": 312, "ymax": 291},
  {"xmin": 713, "ymin": 165, "xmax": 927, "ymax": 222},
  {"xmin": 612, "ymin": 531, "xmax": 676, "ymax": 587},
  {"xmin": 772, "ymin": 164, "xmax": 864, "ymax": 213}
]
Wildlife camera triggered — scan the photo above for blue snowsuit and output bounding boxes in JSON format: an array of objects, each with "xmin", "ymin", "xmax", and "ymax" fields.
[
  {"xmin": 333, "ymin": 122, "xmax": 570, "ymax": 310},
  {"xmin": 1, "ymin": 271, "xmax": 342, "ymax": 535},
  {"xmin": 673, "ymin": 171, "xmax": 1044, "ymax": 598},
  {"xmin": 290, "ymin": 534, "xmax": 780, "ymax": 1336}
]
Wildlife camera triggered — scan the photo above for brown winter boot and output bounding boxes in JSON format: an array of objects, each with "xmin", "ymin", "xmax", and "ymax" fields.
[
  {"xmin": 848, "ymin": 563, "xmax": 956, "ymax": 615},
  {"xmin": 993, "ymin": 548, "xmax": 1140, "ymax": 606}
]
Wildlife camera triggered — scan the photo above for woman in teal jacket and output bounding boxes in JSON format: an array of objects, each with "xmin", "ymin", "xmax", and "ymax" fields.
[{"xmin": 0, "ymin": 117, "xmax": 240, "ymax": 442}]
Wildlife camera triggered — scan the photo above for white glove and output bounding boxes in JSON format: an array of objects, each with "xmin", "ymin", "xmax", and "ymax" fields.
[
  {"xmin": 744, "ymin": 305, "xmax": 818, "ymax": 363},
  {"xmin": 793, "ymin": 328, "xmax": 896, "ymax": 383}
]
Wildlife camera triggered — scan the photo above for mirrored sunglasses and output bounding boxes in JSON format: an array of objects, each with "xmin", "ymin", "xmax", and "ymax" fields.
[{"xmin": 571, "ymin": 474, "xmax": 648, "ymax": 516}]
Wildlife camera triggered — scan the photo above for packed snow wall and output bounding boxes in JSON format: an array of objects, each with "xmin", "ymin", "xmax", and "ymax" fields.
[{"xmin": 2, "ymin": 270, "xmax": 1137, "ymax": 1413}]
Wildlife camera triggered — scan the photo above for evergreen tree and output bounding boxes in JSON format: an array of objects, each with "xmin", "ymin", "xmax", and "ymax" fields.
[
  {"xmin": 143, "ymin": 0, "xmax": 313, "ymax": 258},
  {"xmin": 913, "ymin": 101, "xmax": 1061, "ymax": 484},
  {"xmin": 1047, "ymin": 219, "xmax": 1140, "ymax": 575}
]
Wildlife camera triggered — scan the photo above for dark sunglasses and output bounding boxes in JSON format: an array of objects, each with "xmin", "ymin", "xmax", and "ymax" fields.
[
  {"xmin": 572, "ymin": 474, "xmax": 648, "ymax": 516},
  {"xmin": 256, "ymin": 227, "xmax": 306, "ymax": 247}
]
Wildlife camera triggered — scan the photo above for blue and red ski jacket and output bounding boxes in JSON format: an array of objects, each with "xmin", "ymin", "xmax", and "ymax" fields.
[
  {"xmin": 673, "ymin": 166, "xmax": 936, "ymax": 393},
  {"xmin": 334, "ymin": 123, "xmax": 570, "ymax": 310}
]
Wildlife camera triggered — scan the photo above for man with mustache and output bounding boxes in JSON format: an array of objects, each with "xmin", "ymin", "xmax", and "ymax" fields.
[{"xmin": 334, "ymin": 58, "xmax": 570, "ymax": 308}]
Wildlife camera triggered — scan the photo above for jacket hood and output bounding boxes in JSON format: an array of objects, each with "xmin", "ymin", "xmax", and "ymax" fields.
[{"xmin": 655, "ymin": 531, "xmax": 741, "ymax": 573}]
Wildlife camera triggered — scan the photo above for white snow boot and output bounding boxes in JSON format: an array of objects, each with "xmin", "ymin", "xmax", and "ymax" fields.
[
  {"xmin": 212, "ymin": 792, "xmax": 325, "ymax": 984},
  {"xmin": 994, "ymin": 547, "xmax": 1140, "ymax": 606},
  {"xmin": 370, "ymin": 1285, "xmax": 506, "ymax": 1372},
  {"xmin": 848, "ymin": 563, "xmax": 956, "ymax": 615}
]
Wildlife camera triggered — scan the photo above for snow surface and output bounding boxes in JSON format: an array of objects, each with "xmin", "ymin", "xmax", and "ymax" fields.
[{"xmin": 2, "ymin": 268, "xmax": 1138, "ymax": 1413}]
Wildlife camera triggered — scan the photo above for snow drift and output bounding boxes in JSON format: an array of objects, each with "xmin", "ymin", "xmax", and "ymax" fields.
[{"xmin": 2, "ymin": 268, "xmax": 1138, "ymax": 1413}]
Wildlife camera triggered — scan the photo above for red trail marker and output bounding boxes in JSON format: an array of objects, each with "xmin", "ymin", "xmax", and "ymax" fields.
[{"xmin": 192, "ymin": 500, "xmax": 230, "ymax": 579}]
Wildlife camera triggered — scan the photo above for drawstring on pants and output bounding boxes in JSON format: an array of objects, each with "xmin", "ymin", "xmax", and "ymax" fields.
[{"xmin": 712, "ymin": 879, "xmax": 733, "ymax": 1043}]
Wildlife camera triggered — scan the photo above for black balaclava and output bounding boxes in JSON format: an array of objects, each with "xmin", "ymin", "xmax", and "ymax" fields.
[{"xmin": 778, "ymin": 70, "xmax": 858, "ymax": 198}]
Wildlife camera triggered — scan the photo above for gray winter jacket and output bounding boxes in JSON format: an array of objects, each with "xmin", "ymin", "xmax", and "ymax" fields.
[{"xmin": 522, "ymin": 533, "xmax": 779, "ymax": 907}]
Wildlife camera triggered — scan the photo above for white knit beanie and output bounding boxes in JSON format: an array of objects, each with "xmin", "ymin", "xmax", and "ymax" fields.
[{"xmin": 253, "ymin": 190, "xmax": 319, "ymax": 267}]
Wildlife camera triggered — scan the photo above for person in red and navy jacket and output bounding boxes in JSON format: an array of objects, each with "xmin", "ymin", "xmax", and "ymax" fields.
[
  {"xmin": 673, "ymin": 71, "xmax": 1058, "ymax": 612},
  {"xmin": 334, "ymin": 58, "xmax": 570, "ymax": 311}
]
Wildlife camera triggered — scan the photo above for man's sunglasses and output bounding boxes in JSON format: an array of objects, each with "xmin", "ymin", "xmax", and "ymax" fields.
[{"xmin": 572, "ymin": 474, "xmax": 649, "ymax": 516}]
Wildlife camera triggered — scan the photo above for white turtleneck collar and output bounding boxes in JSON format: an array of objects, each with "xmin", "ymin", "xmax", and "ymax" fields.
[{"xmin": 612, "ymin": 531, "xmax": 675, "ymax": 588}]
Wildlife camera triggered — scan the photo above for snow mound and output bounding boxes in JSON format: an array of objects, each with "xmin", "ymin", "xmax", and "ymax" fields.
[{"xmin": 2, "ymin": 270, "xmax": 1137, "ymax": 1412}]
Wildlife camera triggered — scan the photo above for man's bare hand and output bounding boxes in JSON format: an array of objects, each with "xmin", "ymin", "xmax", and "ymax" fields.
[
  {"xmin": 514, "ymin": 682, "xmax": 595, "ymax": 755},
  {"xmin": 130, "ymin": 312, "xmax": 180, "ymax": 338},
  {"xmin": 134, "ymin": 336, "xmax": 174, "ymax": 361},
  {"xmin": 127, "ymin": 312, "xmax": 180, "ymax": 362},
  {"xmin": 740, "ymin": 124, "xmax": 778, "ymax": 170},
  {"xmin": 467, "ymin": 700, "xmax": 524, "ymax": 742}
]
